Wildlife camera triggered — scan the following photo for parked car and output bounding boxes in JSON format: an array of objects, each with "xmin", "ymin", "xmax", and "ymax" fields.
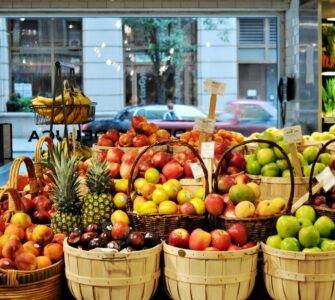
[{"xmin": 82, "ymin": 101, "xmax": 277, "ymax": 138}]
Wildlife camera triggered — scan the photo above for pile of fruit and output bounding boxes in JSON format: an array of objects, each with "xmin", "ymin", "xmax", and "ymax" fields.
[
  {"xmin": 31, "ymin": 88, "xmax": 92, "ymax": 124},
  {"xmin": 211, "ymin": 174, "xmax": 286, "ymax": 218},
  {"xmin": 0, "ymin": 212, "xmax": 63, "ymax": 271},
  {"xmin": 167, "ymin": 223, "xmax": 255, "ymax": 251},
  {"xmin": 266, "ymin": 205, "xmax": 335, "ymax": 252},
  {"xmin": 97, "ymin": 116, "xmax": 171, "ymax": 147},
  {"xmin": 312, "ymin": 187, "xmax": 335, "ymax": 209},
  {"xmin": 180, "ymin": 129, "xmax": 244, "ymax": 161},
  {"xmin": 245, "ymin": 144, "xmax": 332, "ymax": 177},
  {"xmin": 67, "ymin": 221, "xmax": 159, "ymax": 252}
]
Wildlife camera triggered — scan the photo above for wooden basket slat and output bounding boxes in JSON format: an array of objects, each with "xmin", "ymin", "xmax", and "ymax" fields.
[{"xmin": 163, "ymin": 242, "xmax": 259, "ymax": 300}]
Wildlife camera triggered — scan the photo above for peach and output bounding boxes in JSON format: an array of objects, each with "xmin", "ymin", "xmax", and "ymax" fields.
[
  {"xmin": 189, "ymin": 228, "xmax": 211, "ymax": 251},
  {"xmin": 43, "ymin": 243, "xmax": 63, "ymax": 262},
  {"xmin": 2, "ymin": 239, "xmax": 23, "ymax": 260},
  {"xmin": 0, "ymin": 258, "xmax": 15, "ymax": 269},
  {"xmin": 25, "ymin": 225, "xmax": 36, "ymax": 241},
  {"xmin": 23, "ymin": 241, "xmax": 41, "ymax": 256},
  {"xmin": 15, "ymin": 252, "xmax": 37, "ymax": 271},
  {"xmin": 36, "ymin": 256, "xmax": 52, "ymax": 269},
  {"xmin": 4, "ymin": 224, "xmax": 25, "ymax": 241},
  {"xmin": 32, "ymin": 225, "xmax": 54, "ymax": 245},
  {"xmin": 0, "ymin": 234, "xmax": 19, "ymax": 248},
  {"xmin": 52, "ymin": 233, "xmax": 66, "ymax": 246},
  {"xmin": 10, "ymin": 212, "xmax": 32, "ymax": 229}
]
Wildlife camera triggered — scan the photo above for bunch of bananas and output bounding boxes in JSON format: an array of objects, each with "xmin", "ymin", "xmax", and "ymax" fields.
[{"xmin": 32, "ymin": 88, "xmax": 92, "ymax": 124}]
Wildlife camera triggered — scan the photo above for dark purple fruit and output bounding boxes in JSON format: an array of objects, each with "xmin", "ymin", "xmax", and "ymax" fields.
[
  {"xmin": 101, "ymin": 221, "xmax": 113, "ymax": 232},
  {"xmin": 80, "ymin": 232, "xmax": 98, "ymax": 246},
  {"xmin": 72, "ymin": 226, "xmax": 84, "ymax": 235},
  {"xmin": 99, "ymin": 232, "xmax": 109, "ymax": 246},
  {"xmin": 67, "ymin": 234, "xmax": 81, "ymax": 247},
  {"xmin": 119, "ymin": 239, "xmax": 129, "ymax": 249},
  {"xmin": 88, "ymin": 237, "xmax": 102, "ymax": 249},
  {"xmin": 107, "ymin": 240, "xmax": 121, "ymax": 251},
  {"xmin": 85, "ymin": 224, "xmax": 99, "ymax": 233},
  {"xmin": 120, "ymin": 246, "xmax": 133, "ymax": 253},
  {"xmin": 144, "ymin": 232, "xmax": 158, "ymax": 247},
  {"xmin": 128, "ymin": 231, "xmax": 144, "ymax": 249}
]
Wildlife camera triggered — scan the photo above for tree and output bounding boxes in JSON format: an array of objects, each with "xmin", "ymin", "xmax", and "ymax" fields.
[{"xmin": 123, "ymin": 18, "xmax": 196, "ymax": 104}]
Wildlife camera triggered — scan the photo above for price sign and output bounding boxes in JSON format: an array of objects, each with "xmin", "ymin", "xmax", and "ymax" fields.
[
  {"xmin": 204, "ymin": 79, "xmax": 226, "ymax": 95},
  {"xmin": 201, "ymin": 142, "xmax": 215, "ymax": 159},
  {"xmin": 283, "ymin": 125, "xmax": 303, "ymax": 144},
  {"xmin": 316, "ymin": 167, "xmax": 335, "ymax": 192},
  {"xmin": 194, "ymin": 118, "xmax": 215, "ymax": 134},
  {"xmin": 190, "ymin": 163, "xmax": 204, "ymax": 180}
]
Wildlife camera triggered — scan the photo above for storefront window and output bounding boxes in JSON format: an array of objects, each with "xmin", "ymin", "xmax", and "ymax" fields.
[{"xmin": 7, "ymin": 18, "xmax": 82, "ymax": 112}]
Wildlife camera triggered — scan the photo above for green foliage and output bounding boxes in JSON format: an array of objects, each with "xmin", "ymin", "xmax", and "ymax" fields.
[
  {"xmin": 322, "ymin": 24, "xmax": 335, "ymax": 57},
  {"xmin": 322, "ymin": 78, "xmax": 335, "ymax": 116},
  {"xmin": 5, "ymin": 93, "xmax": 32, "ymax": 112}
]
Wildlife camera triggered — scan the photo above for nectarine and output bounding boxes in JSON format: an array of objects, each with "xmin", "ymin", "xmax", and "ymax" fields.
[
  {"xmin": 2, "ymin": 239, "xmax": 23, "ymax": 260},
  {"xmin": 43, "ymin": 243, "xmax": 63, "ymax": 262},
  {"xmin": 32, "ymin": 225, "xmax": 54, "ymax": 245},
  {"xmin": 23, "ymin": 241, "xmax": 41, "ymax": 256},
  {"xmin": 25, "ymin": 225, "xmax": 36, "ymax": 241},
  {"xmin": 36, "ymin": 256, "xmax": 52, "ymax": 269},
  {"xmin": 10, "ymin": 212, "xmax": 32, "ymax": 229},
  {"xmin": 15, "ymin": 252, "xmax": 37, "ymax": 271},
  {"xmin": 4, "ymin": 224, "xmax": 25, "ymax": 241}
]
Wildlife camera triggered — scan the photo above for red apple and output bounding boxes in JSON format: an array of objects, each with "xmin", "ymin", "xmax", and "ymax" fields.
[
  {"xmin": 120, "ymin": 161, "xmax": 134, "ymax": 179},
  {"xmin": 227, "ymin": 166, "xmax": 239, "ymax": 175},
  {"xmin": 34, "ymin": 195, "xmax": 52, "ymax": 211},
  {"xmin": 210, "ymin": 229, "xmax": 231, "ymax": 251},
  {"xmin": 141, "ymin": 149, "xmax": 155, "ymax": 162},
  {"xmin": 108, "ymin": 162, "xmax": 120, "ymax": 178},
  {"xmin": 119, "ymin": 133, "xmax": 133, "ymax": 147},
  {"xmin": 189, "ymin": 228, "xmax": 211, "ymax": 251},
  {"xmin": 172, "ymin": 152, "xmax": 187, "ymax": 166},
  {"xmin": 106, "ymin": 147, "xmax": 124, "ymax": 164},
  {"xmin": 20, "ymin": 195, "xmax": 35, "ymax": 212},
  {"xmin": 229, "ymin": 152, "xmax": 246, "ymax": 172},
  {"xmin": 151, "ymin": 151, "xmax": 172, "ymax": 168},
  {"xmin": 184, "ymin": 149, "xmax": 196, "ymax": 161},
  {"xmin": 105, "ymin": 129, "xmax": 119, "ymax": 143},
  {"xmin": 167, "ymin": 228, "xmax": 190, "ymax": 248},
  {"xmin": 97, "ymin": 135, "xmax": 114, "ymax": 147},
  {"xmin": 122, "ymin": 149, "xmax": 138, "ymax": 163},
  {"xmin": 235, "ymin": 174, "xmax": 250, "ymax": 184},
  {"xmin": 179, "ymin": 202, "xmax": 196, "ymax": 215},
  {"xmin": 242, "ymin": 241, "xmax": 256, "ymax": 249},
  {"xmin": 183, "ymin": 160, "xmax": 195, "ymax": 178},
  {"xmin": 132, "ymin": 116, "xmax": 147, "ymax": 131},
  {"xmin": 98, "ymin": 151, "xmax": 107, "ymax": 162},
  {"xmin": 217, "ymin": 176, "xmax": 236, "ymax": 193},
  {"xmin": 222, "ymin": 194, "xmax": 234, "ymax": 207},
  {"xmin": 33, "ymin": 210, "xmax": 50, "ymax": 224},
  {"xmin": 214, "ymin": 142, "xmax": 229, "ymax": 161},
  {"xmin": 227, "ymin": 223, "xmax": 248, "ymax": 246},
  {"xmin": 313, "ymin": 195, "xmax": 326, "ymax": 206},
  {"xmin": 133, "ymin": 135, "xmax": 150, "ymax": 147},
  {"xmin": 162, "ymin": 161, "xmax": 184, "ymax": 180},
  {"xmin": 159, "ymin": 174, "xmax": 167, "ymax": 183},
  {"xmin": 331, "ymin": 203, "xmax": 335, "ymax": 209},
  {"xmin": 138, "ymin": 160, "xmax": 153, "ymax": 176},
  {"xmin": 111, "ymin": 222, "xmax": 130, "ymax": 240},
  {"xmin": 228, "ymin": 244, "xmax": 242, "ymax": 251},
  {"xmin": 205, "ymin": 194, "xmax": 225, "ymax": 216}
]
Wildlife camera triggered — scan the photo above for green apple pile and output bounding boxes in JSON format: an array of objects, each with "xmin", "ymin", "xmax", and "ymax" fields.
[
  {"xmin": 266, "ymin": 205, "xmax": 335, "ymax": 252},
  {"xmin": 245, "ymin": 144, "xmax": 331, "ymax": 178}
]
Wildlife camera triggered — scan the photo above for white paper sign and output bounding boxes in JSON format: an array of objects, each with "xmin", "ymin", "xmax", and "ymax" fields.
[
  {"xmin": 316, "ymin": 167, "xmax": 335, "ymax": 192},
  {"xmin": 193, "ymin": 118, "xmax": 215, "ymax": 134},
  {"xmin": 190, "ymin": 163, "xmax": 205, "ymax": 180},
  {"xmin": 283, "ymin": 125, "xmax": 303, "ymax": 144},
  {"xmin": 201, "ymin": 142, "xmax": 215, "ymax": 159}
]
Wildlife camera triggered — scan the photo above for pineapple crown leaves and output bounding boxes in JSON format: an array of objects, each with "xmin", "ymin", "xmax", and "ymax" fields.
[
  {"xmin": 51, "ymin": 153, "xmax": 82, "ymax": 214},
  {"xmin": 86, "ymin": 159, "xmax": 113, "ymax": 194}
]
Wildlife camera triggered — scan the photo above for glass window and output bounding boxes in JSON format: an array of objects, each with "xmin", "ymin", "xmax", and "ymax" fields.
[{"xmin": 7, "ymin": 18, "xmax": 83, "ymax": 111}]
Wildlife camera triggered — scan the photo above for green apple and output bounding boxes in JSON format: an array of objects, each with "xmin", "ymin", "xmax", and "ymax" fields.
[
  {"xmin": 298, "ymin": 225, "xmax": 320, "ymax": 248},
  {"xmin": 276, "ymin": 159, "xmax": 288, "ymax": 171},
  {"xmin": 229, "ymin": 184, "xmax": 256, "ymax": 204},
  {"xmin": 144, "ymin": 168, "xmax": 160, "ymax": 184},
  {"xmin": 303, "ymin": 146, "xmax": 319, "ymax": 164},
  {"xmin": 282, "ymin": 169, "xmax": 291, "ymax": 178},
  {"xmin": 319, "ymin": 153, "xmax": 331, "ymax": 166},
  {"xmin": 245, "ymin": 153, "xmax": 257, "ymax": 162},
  {"xmin": 321, "ymin": 239, "xmax": 335, "ymax": 251},
  {"xmin": 266, "ymin": 235, "xmax": 282, "ymax": 249},
  {"xmin": 314, "ymin": 162, "xmax": 326, "ymax": 176},
  {"xmin": 329, "ymin": 124, "xmax": 335, "ymax": 135},
  {"xmin": 246, "ymin": 160, "xmax": 262, "ymax": 175},
  {"xmin": 314, "ymin": 216, "xmax": 335, "ymax": 238},
  {"xmin": 249, "ymin": 132, "xmax": 260, "ymax": 139},
  {"xmin": 280, "ymin": 237, "xmax": 301, "ymax": 252},
  {"xmin": 298, "ymin": 217, "xmax": 313, "ymax": 228},
  {"xmin": 257, "ymin": 148, "xmax": 276, "ymax": 165},
  {"xmin": 261, "ymin": 163, "xmax": 280, "ymax": 177},
  {"xmin": 302, "ymin": 247, "xmax": 322, "ymax": 253},
  {"xmin": 276, "ymin": 215, "xmax": 300, "ymax": 238},
  {"xmin": 274, "ymin": 141, "xmax": 290, "ymax": 158},
  {"xmin": 295, "ymin": 205, "xmax": 316, "ymax": 223}
]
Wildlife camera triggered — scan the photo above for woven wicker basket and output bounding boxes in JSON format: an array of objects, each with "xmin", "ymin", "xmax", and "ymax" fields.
[
  {"xmin": 0, "ymin": 187, "xmax": 63, "ymax": 299},
  {"xmin": 214, "ymin": 139, "xmax": 295, "ymax": 242},
  {"xmin": 163, "ymin": 241, "xmax": 259, "ymax": 300},
  {"xmin": 127, "ymin": 139, "xmax": 209, "ymax": 240},
  {"xmin": 308, "ymin": 138, "xmax": 335, "ymax": 220},
  {"xmin": 34, "ymin": 135, "xmax": 54, "ymax": 181},
  {"xmin": 64, "ymin": 239, "xmax": 162, "ymax": 300}
]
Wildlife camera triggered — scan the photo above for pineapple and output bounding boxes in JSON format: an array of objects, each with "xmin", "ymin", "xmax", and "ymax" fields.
[
  {"xmin": 82, "ymin": 160, "xmax": 114, "ymax": 226},
  {"xmin": 51, "ymin": 152, "xmax": 82, "ymax": 234}
]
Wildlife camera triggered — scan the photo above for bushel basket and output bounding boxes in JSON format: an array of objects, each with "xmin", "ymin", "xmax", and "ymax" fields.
[
  {"xmin": 127, "ymin": 140, "xmax": 209, "ymax": 240},
  {"xmin": 214, "ymin": 139, "xmax": 295, "ymax": 242}
]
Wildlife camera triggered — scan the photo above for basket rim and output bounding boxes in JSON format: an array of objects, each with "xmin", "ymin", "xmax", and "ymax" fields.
[
  {"xmin": 63, "ymin": 238, "xmax": 162, "ymax": 259},
  {"xmin": 129, "ymin": 211, "xmax": 206, "ymax": 220},
  {"xmin": 248, "ymin": 174, "xmax": 309, "ymax": 182},
  {"xmin": 0, "ymin": 259, "xmax": 63, "ymax": 275},
  {"xmin": 219, "ymin": 212, "xmax": 283, "ymax": 222},
  {"xmin": 313, "ymin": 205, "xmax": 335, "ymax": 213},
  {"xmin": 261, "ymin": 242, "xmax": 335, "ymax": 259},
  {"xmin": 163, "ymin": 241, "xmax": 260, "ymax": 259}
]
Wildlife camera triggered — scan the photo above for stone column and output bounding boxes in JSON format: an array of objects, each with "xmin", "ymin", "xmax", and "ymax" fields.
[{"xmin": 0, "ymin": 18, "xmax": 9, "ymax": 112}]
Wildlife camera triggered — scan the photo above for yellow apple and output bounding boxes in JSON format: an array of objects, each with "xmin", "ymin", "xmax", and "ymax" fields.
[
  {"xmin": 137, "ymin": 201, "xmax": 158, "ymax": 215},
  {"xmin": 256, "ymin": 200, "xmax": 276, "ymax": 217},
  {"xmin": 115, "ymin": 179, "xmax": 128, "ymax": 193},
  {"xmin": 246, "ymin": 182, "xmax": 261, "ymax": 200},
  {"xmin": 134, "ymin": 178, "xmax": 147, "ymax": 193},
  {"xmin": 111, "ymin": 210, "xmax": 129, "ymax": 224},
  {"xmin": 167, "ymin": 179, "xmax": 182, "ymax": 192},
  {"xmin": 158, "ymin": 200, "xmax": 178, "ymax": 214},
  {"xmin": 189, "ymin": 197, "xmax": 206, "ymax": 215},
  {"xmin": 193, "ymin": 187, "xmax": 205, "ymax": 200},
  {"xmin": 177, "ymin": 189, "xmax": 192, "ymax": 204},
  {"xmin": 271, "ymin": 197, "xmax": 286, "ymax": 213},
  {"xmin": 152, "ymin": 188, "xmax": 169, "ymax": 204},
  {"xmin": 162, "ymin": 182, "xmax": 178, "ymax": 199},
  {"xmin": 133, "ymin": 196, "xmax": 147, "ymax": 212},
  {"xmin": 235, "ymin": 201, "xmax": 255, "ymax": 218}
]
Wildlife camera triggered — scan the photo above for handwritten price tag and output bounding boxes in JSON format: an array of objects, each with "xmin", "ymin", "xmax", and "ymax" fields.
[
  {"xmin": 316, "ymin": 167, "xmax": 335, "ymax": 192},
  {"xmin": 201, "ymin": 142, "xmax": 215, "ymax": 158},
  {"xmin": 283, "ymin": 125, "xmax": 303, "ymax": 144},
  {"xmin": 204, "ymin": 79, "xmax": 226, "ymax": 95},
  {"xmin": 193, "ymin": 118, "xmax": 215, "ymax": 134},
  {"xmin": 190, "ymin": 163, "xmax": 205, "ymax": 180}
]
